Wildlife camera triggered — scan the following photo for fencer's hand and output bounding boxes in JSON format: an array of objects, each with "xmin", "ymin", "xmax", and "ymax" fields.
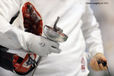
[
  {"xmin": 27, "ymin": 34, "xmax": 61, "ymax": 56},
  {"xmin": 90, "ymin": 53, "xmax": 107, "ymax": 71}
]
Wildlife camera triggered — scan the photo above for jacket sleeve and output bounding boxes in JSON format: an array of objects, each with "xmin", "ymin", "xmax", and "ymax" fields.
[
  {"xmin": 81, "ymin": 4, "xmax": 104, "ymax": 57},
  {"xmin": 0, "ymin": 0, "xmax": 32, "ymax": 51}
]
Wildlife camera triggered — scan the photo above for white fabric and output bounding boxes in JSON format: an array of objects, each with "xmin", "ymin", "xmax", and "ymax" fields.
[
  {"xmin": 0, "ymin": 0, "xmax": 104, "ymax": 76},
  {"xmin": 27, "ymin": 34, "xmax": 61, "ymax": 56},
  {"xmin": 0, "ymin": 0, "xmax": 60, "ymax": 56}
]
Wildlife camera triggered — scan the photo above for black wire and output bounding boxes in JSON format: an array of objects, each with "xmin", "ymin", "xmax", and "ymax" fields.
[{"xmin": 32, "ymin": 56, "xmax": 42, "ymax": 76}]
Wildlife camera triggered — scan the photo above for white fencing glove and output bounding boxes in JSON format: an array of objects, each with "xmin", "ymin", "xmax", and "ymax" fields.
[{"xmin": 27, "ymin": 34, "xmax": 61, "ymax": 56}]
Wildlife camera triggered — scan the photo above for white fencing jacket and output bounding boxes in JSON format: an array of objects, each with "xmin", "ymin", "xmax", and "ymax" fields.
[{"xmin": 0, "ymin": 0, "xmax": 104, "ymax": 76}]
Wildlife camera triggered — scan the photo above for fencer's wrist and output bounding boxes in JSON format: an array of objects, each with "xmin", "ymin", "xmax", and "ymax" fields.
[
  {"xmin": 25, "ymin": 33, "xmax": 41, "ymax": 53},
  {"xmin": 24, "ymin": 32, "xmax": 61, "ymax": 56}
]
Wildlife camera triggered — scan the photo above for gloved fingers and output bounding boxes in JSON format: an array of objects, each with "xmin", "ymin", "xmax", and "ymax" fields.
[
  {"xmin": 41, "ymin": 36, "xmax": 59, "ymax": 48},
  {"xmin": 49, "ymin": 41, "xmax": 59, "ymax": 48},
  {"xmin": 40, "ymin": 39, "xmax": 59, "ymax": 49},
  {"xmin": 49, "ymin": 47, "xmax": 61, "ymax": 53}
]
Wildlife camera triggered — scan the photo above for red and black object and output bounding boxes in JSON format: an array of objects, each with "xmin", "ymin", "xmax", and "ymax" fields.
[
  {"xmin": 0, "ymin": 2, "xmax": 43, "ymax": 75},
  {"xmin": 14, "ymin": 2, "xmax": 43, "ymax": 75},
  {"xmin": 13, "ymin": 53, "xmax": 37, "ymax": 75},
  {"xmin": 0, "ymin": 49, "xmax": 37, "ymax": 75},
  {"xmin": 22, "ymin": 2, "xmax": 43, "ymax": 35}
]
